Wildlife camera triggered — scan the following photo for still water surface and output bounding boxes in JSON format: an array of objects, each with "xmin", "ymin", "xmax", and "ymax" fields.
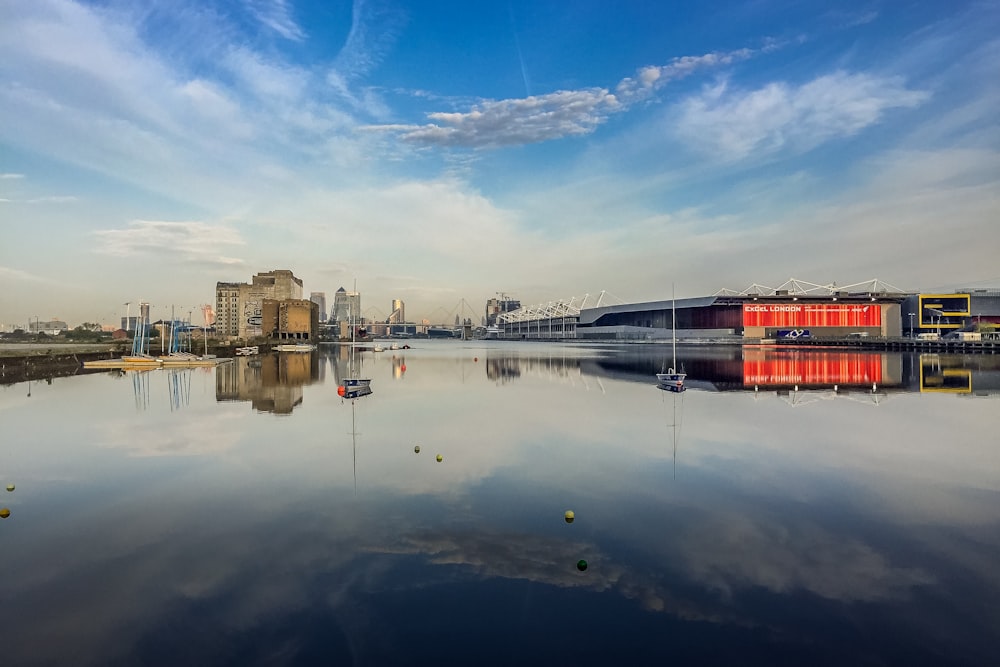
[{"xmin": 1, "ymin": 342, "xmax": 998, "ymax": 665}]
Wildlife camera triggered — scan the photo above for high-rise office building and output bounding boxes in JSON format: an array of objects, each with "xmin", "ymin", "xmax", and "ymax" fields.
[
  {"xmin": 389, "ymin": 299, "xmax": 405, "ymax": 324},
  {"xmin": 332, "ymin": 287, "xmax": 361, "ymax": 326},
  {"xmin": 310, "ymin": 292, "xmax": 327, "ymax": 322}
]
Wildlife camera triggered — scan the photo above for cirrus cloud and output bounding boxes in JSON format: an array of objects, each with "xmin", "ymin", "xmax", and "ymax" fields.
[{"xmin": 673, "ymin": 71, "xmax": 930, "ymax": 161}]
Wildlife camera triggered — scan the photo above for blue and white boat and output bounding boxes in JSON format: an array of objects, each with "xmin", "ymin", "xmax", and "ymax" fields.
[{"xmin": 341, "ymin": 282, "xmax": 371, "ymax": 389}]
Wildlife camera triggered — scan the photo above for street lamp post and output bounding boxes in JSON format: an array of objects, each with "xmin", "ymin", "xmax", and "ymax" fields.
[
  {"xmin": 925, "ymin": 307, "xmax": 946, "ymax": 338},
  {"xmin": 908, "ymin": 312, "xmax": 915, "ymax": 337}
]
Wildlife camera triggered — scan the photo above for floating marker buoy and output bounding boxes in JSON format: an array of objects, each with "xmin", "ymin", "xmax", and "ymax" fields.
[
  {"xmin": 576, "ymin": 560, "xmax": 588, "ymax": 572},
  {"xmin": 5, "ymin": 484, "xmax": 13, "ymax": 492},
  {"xmin": 436, "ymin": 454, "xmax": 443, "ymax": 462},
  {"xmin": 414, "ymin": 445, "xmax": 421, "ymax": 454},
  {"xmin": 0, "ymin": 508, "xmax": 9, "ymax": 519},
  {"xmin": 337, "ymin": 386, "xmax": 346, "ymax": 396},
  {"xmin": 400, "ymin": 364, "xmax": 406, "ymax": 372},
  {"xmin": 564, "ymin": 510, "xmax": 575, "ymax": 524},
  {"xmin": 474, "ymin": 357, "xmax": 478, "ymax": 362}
]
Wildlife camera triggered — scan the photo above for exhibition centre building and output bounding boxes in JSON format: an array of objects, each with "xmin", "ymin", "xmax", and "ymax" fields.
[{"xmin": 495, "ymin": 279, "xmax": 1000, "ymax": 341}]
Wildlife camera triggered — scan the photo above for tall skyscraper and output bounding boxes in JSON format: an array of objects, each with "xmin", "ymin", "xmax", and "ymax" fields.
[
  {"xmin": 310, "ymin": 292, "xmax": 327, "ymax": 322},
  {"xmin": 332, "ymin": 287, "xmax": 361, "ymax": 326},
  {"xmin": 389, "ymin": 299, "xmax": 405, "ymax": 324}
]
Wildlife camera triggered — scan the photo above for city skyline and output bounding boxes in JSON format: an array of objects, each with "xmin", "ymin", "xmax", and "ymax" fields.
[{"xmin": 2, "ymin": 1, "xmax": 998, "ymax": 326}]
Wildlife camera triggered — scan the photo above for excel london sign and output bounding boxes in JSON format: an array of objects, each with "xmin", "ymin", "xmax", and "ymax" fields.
[{"xmin": 743, "ymin": 303, "xmax": 882, "ymax": 328}]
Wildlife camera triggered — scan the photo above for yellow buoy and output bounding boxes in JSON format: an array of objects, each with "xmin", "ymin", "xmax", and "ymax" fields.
[
  {"xmin": 436, "ymin": 454, "xmax": 443, "ymax": 462},
  {"xmin": 564, "ymin": 510, "xmax": 575, "ymax": 524},
  {"xmin": 0, "ymin": 508, "xmax": 10, "ymax": 519},
  {"xmin": 414, "ymin": 445, "xmax": 421, "ymax": 454},
  {"xmin": 5, "ymin": 484, "xmax": 13, "ymax": 492}
]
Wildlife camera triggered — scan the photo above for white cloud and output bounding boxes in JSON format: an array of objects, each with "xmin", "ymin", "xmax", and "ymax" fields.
[
  {"xmin": 367, "ymin": 47, "xmax": 765, "ymax": 148},
  {"xmin": 1, "ymin": 173, "xmax": 25, "ymax": 179},
  {"xmin": 92, "ymin": 220, "xmax": 247, "ymax": 267},
  {"xmin": 242, "ymin": 0, "xmax": 304, "ymax": 41},
  {"xmin": 616, "ymin": 48, "xmax": 756, "ymax": 102},
  {"xmin": 371, "ymin": 88, "xmax": 620, "ymax": 148},
  {"xmin": 673, "ymin": 71, "xmax": 929, "ymax": 161},
  {"xmin": 222, "ymin": 46, "xmax": 309, "ymax": 102},
  {"xmin": 0, "ymin": 0, "xmax": 369, "ymax": 208},
  {"xmin": 331, "ymin": 0, "xmax": 406, "ymax": 82}
]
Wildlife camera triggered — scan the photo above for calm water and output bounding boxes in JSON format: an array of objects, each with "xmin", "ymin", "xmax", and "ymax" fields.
[{"xmin": 1, "ymin": 342, "xmax": 998, "ymax": 666}]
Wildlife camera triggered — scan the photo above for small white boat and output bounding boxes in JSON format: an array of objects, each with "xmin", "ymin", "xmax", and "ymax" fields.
[
  {"xmin": 235, "ymin": 346, "xmax": 259, "ymax": 356},
  {"xmin": 389, "ymin": 342, "xmax": 399, "ymax": 350},
  {"xmin": 656, "ymin": 370, "xmax": 687, "ymax": 387},
  {"xmin": 656, "ymin": 285, "xmax": 686, "ymax": 388},
  {"xmin": 341, "ymin": 385, "xmax": 373, "ymax": 400},
  {"xmin": 275, "ymin": 343, "xmax": 316, "ymax": 352},
  {"xmin": 373, "ymin": 344, "xmax": 384, "ymax": 352}
]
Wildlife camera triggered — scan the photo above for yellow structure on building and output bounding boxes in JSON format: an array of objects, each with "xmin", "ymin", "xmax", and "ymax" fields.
[{"xmin": 262, "ymin": 299, "xmax": 319, "ymax": 341}]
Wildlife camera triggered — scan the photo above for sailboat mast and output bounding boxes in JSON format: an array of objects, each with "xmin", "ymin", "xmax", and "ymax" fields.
[{"xmin": 671, "ymin": 283, "xmax": 677, "ymax": 371}]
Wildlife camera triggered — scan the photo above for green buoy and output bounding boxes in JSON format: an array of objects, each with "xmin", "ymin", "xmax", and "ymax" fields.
[
  {"xmin": 414, "ymin": 445, "xmax": 421, "ymax": 454},
  {"xmin": 576, "ymin": 559, "xmax": 588, "ymax": 572}
]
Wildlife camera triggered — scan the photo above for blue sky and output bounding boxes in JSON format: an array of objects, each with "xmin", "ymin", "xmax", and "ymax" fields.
[{"xmin": 1, "ymin": 0, "xmax": 998, "ymax": 327}]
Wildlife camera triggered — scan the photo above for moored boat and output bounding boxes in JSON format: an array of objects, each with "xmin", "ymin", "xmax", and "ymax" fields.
[
  {"xmin": 275, "ymin": 343, "xmax": 316, "ymax": 352},
  {"xmin": 656, "ymin": 285, "xmax": 686, "ymax": 388}
]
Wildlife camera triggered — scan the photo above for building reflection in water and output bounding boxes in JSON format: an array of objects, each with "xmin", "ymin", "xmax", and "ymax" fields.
[
  {"xmin": 481, "ymin": 346, "xmax": 1000, "ymax": 398},
  {"xmin": 216, "ymin": 353, "xmax": 321, "ymax": 414},
  {"xmin": 485, "ymin": 350, "xmax": 590, "ymax": 384}
]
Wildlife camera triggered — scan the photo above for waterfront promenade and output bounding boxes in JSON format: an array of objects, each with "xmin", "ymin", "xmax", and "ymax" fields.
[{"xmin": 773, "ymin": 336, "xmax": 998, "ymax": 352}]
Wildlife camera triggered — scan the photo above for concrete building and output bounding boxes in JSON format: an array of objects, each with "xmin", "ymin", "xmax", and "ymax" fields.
[
  {"xmin": 29, "ymin": 319, "xmax": 69, "ymax": 335},
  {"xmin": 215, "ymin": 282, "xmax": 242, "ymax": 338},
  {"xmin": 215, "ymin": 270, "xmax": 304, "ymax": 340},
  {"xmin": 262, "ymin": 299, "xmax": 319, "ymax": 340}
]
